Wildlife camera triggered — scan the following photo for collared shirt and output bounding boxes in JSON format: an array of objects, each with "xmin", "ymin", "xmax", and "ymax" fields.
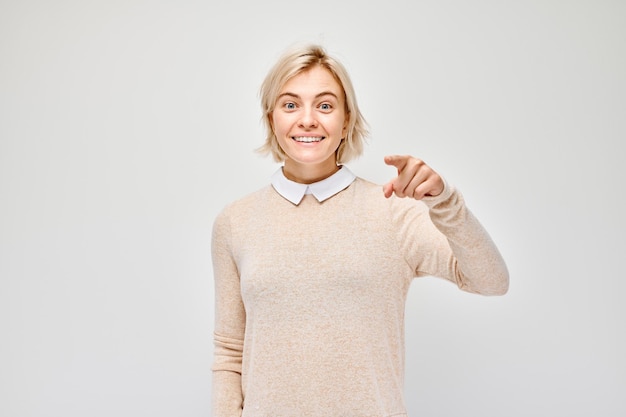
[{"xmin": 271, "ymin": 165, "xmax": 357, "ymax": 205}]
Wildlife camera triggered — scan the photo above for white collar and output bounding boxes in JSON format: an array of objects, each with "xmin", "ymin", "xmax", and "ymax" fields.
[{"xmin": 271, "ymin": 166, "xmax": 356, "ymax": 205}]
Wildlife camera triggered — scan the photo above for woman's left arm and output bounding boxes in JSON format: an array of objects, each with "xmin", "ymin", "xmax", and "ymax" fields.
[{"xmin": 384, "ymin": 155, "xmax": 509, "ymax": 295}]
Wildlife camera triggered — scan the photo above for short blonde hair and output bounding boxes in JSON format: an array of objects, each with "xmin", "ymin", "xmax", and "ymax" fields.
[{"xmin": 257, "ymin": 44, "xmax": 368, "ymax": 164}]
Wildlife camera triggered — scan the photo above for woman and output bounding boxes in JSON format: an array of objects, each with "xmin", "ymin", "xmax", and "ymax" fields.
[{"xmin": 211, "ymin": 44, "xmax": 508, "ymax": 417}]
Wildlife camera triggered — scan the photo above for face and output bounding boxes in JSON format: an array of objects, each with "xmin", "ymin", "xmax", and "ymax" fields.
[{"xmin": 271, "ymin": 65, "xmax": 348, "ymax": 183}]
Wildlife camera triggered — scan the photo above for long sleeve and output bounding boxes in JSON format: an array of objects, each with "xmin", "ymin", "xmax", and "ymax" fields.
[
  {"xmin": 394, "ymin": 181, "xmax": 509, "ymax": 296},
  {"xmin": 207, "ymin": 179, "xmax": 507, "ymax": 417},
  {"xmin": 211, "ymin": 210, "xmax": 246, "ymax": 416}
]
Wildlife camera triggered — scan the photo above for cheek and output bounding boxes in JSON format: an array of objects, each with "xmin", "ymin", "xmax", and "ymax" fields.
[
  {"xmin": 272, "ymin": 114, "xmax": 291, "ymax": 135},
  {"xmin": 338, "ymin": 116, "xmax": 349, "ymax": 136}
]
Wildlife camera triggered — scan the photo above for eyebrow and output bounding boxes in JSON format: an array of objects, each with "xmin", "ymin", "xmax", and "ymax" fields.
[{"xmin": 277, "ymin": 91, "xmax": 340, "ymax": 100}]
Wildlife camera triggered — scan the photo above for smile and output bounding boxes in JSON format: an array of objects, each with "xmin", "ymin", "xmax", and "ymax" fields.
[{"xmin": 292, "ymin": 136, "xmax": 325, "ymax": 143}]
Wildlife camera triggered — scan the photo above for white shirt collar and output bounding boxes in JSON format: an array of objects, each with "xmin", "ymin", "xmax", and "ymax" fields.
[{"xmin": 271, "ymin": 166, "xmax": 356, "ymax": 205}]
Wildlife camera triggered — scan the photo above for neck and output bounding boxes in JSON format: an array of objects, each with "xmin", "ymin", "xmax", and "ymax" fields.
[{"xmin": 282, "ymin": 160, "xmax": 340, "ymax": 184}]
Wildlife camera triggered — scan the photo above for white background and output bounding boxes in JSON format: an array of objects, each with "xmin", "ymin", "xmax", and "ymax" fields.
[{"xmin": 1, "ymin": 0, "xmax": 624, "ymax": 416}]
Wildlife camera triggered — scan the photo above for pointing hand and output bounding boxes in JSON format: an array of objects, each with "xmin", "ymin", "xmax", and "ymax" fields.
[{"xmin": 382, "ymin": 155, "xmax": 444, "ymax": 200}]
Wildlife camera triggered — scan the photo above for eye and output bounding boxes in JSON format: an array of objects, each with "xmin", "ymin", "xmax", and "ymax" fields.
[
  {"xmin": 284, "ymin": 102, "xmax": 296, "ymax": 110},
  {"xmin": 319, "ymin": 103, "xmax": 332, "ymax": 111}
]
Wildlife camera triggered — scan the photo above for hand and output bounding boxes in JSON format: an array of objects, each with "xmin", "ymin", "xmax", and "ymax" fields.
[{"xmin": 382, "ymin": 155, "xmax": 444, "ymax": 199}]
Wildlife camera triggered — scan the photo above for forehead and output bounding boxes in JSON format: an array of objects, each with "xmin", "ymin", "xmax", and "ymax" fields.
[{"xmin": 280, "ymin": 65, "xmax": 343, "ymax": 96}]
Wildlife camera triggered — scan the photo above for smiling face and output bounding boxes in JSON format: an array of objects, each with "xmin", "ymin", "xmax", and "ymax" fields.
[{"xmin": 271, "ymin": 65, "xmax": 348, "ymax": 183}]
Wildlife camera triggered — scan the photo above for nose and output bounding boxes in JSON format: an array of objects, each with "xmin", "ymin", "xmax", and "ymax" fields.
[{"xmin": 298, "ymin": 106, "xmax": 318, "ymax": 128}]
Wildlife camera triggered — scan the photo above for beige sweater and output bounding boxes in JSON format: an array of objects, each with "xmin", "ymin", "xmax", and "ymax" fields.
[{"xmin": 211, "ymin": 177, "xmax": 508, "ymax": 417}]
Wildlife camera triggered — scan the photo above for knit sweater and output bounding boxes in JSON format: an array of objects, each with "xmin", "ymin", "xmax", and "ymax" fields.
[{"xmin": 211, "ymin": 176, "xmax": 508, "ymax": 417}]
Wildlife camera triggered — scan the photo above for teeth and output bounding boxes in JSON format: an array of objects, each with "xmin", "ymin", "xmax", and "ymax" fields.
[{"xmin": 293, "ymin": 136, "xmax": 324, "ymax": 143}]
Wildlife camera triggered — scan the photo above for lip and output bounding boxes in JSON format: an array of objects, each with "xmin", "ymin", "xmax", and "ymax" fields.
[{"xmin": 291, "ymin": 136, "xmax": 326, "ymax": 143}]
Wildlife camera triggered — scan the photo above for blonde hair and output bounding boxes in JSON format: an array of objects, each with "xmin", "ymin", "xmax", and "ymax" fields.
[{"xmin": 257, "ymin": 44, "xmax": 368, "ymax": 164}]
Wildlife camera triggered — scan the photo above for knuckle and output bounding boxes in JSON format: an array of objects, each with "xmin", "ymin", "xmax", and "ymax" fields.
[{"xmin": 407, "ymin": 158, "xmax": 424, "ymax": 171}]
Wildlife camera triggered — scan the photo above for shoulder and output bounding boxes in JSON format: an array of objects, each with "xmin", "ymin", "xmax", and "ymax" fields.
[
  {"xmin": 353, "ymin": 176, "xmax": 381, "ymax": 190},
  {"xmin": 214, "ymin": 186, "xmax": 274, "ymax": 223},
  {"xmin": 351, "ymin": 176, "xmax": 429, "ymax": 213},
  {"xmin": 350, "ymin": 176, "xmax": 386, "ymax": 199},
  {"xmin": 212, "ymin": 186, "xmax": 276, "ymax": 247}
]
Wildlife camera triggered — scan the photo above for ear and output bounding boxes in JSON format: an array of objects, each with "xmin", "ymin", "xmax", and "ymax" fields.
[{"xmin": 342, "ymin": 112, "xmax": 350, "ymax": 138}]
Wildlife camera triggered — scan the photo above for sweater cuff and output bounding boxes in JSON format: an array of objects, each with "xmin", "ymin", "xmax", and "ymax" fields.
[{"xmin": 420, "ymin": 178, "xmax": 455, "ymax": 208}]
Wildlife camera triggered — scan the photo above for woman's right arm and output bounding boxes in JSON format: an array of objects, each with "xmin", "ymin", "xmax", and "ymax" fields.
[{"xmin": 211, "ymin": 210, "xmax": 245, "ymax": 417}]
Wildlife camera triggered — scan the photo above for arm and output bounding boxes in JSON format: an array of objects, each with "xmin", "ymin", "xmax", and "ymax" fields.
[
  {"xmin": 211, "ymin": 210, "xmax": 246, "ymax": 416},
  {"xmin": 420, "ymin": 181, "xmax": 509, "ymax": 295},
  {"xmin": 384, "ymin": 155, "xmax": 509, "ymax": 295}
]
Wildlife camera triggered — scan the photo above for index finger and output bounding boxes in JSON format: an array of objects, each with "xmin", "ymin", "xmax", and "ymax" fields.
[{"xmin": 384, "ymin": 155, "xmax": 409, "ymax": 171}]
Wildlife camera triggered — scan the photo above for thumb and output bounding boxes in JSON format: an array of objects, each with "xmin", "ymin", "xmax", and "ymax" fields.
[{"xmin": 382, "ymin": 181, "xmax": 394, "ymax": 199}]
